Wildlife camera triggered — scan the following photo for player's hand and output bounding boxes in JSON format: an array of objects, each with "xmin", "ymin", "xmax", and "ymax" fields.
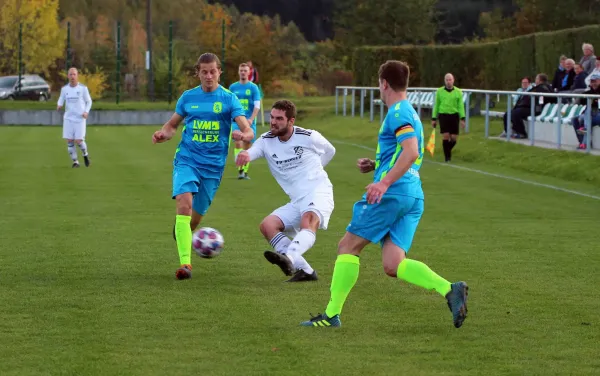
[
  {"xmin": 82, "ymin": 112, "xmax": 88, "ymax": 119},
  {"xmin": 57, "ymin": 105, "xmax": 62, "ymax": 111},
  {"xmin": 232, "ymin": 130, "xmax": 243, "ymax": 141},
  {"xmin": 365, "ymin": 181, "xmax": 390, "ymax": 204},
  {"xmin": 236, "ymin": 151, "xmax": 250, "ymax": 167},
  {"xmin": 152, "ymin": 129, "xmax": 173, "ymax": 144},
  {"xmin": 432, "ymin": 120, "xmax": 437, "ymax": 128},
  {"xmin": 357, "ymin": 158, "xmax": 375, "ymax": 173},
  {"xmin": 460, "ymin": 120, "xmax": 466, "ymax": 129}
]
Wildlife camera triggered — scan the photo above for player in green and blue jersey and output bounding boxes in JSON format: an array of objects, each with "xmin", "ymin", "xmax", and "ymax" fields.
[
  {"xmin": 300, "ymin": 60, "xmax": 469, "ymax": 328},
  {"xmin": 152, "ymin": 53, "xmax": 254, "ymax": 280},
  {"xmin": 229, "ymin": 63, "xmax": 261, "ymax": 179}
]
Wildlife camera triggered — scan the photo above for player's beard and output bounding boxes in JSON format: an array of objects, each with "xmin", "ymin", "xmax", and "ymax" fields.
[{"xmin": 270, "ymin": 123, "xmax": 292, "ymax": 137}]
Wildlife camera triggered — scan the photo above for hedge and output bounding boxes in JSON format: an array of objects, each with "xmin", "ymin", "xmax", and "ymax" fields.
[{"xmin": 352, "ymin": 24, "xmax": 600, "ymax": 90}]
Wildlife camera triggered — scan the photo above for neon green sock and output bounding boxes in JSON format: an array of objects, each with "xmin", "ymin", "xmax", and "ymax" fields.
[
  {"xmin": 243, "ymin": 162, "xmax": 250, "ymax": 173},
  {"xmin": 397, "ymin": 259, "xmax": 451, "ymax": 296},
  {"xmin": 325, "ymin": 254, "xmax": 360, "ymax": 318},
  {"xmin": 175, "ymin": 215, "xmax": 192, "ymax": 265}
]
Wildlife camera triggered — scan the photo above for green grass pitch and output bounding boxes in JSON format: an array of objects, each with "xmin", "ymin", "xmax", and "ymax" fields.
[{"xmin": 0, "ymin": 112, "xmax": 599, "ymax": 375}]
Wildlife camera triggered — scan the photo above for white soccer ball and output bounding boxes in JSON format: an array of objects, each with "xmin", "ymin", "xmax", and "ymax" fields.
[{"xmin": 192, "ymin": 227, "xmax": 224, "ymax": 258}]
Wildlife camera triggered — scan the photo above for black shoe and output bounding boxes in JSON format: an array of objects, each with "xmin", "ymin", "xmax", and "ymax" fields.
[
  {"xmin": 84, "ymin": 155, "xmax": 90, "ymax": 167},
  {"xmin": 263, "ymin": 251, "xmax": 294, "ymax": 276},
  {"xmin": 72, "ymin": 162, "xmax": 80, "ymax": 168},
  {"xmin": 286, "ymin": 269, "xmax": 318, "ymax": 282}
]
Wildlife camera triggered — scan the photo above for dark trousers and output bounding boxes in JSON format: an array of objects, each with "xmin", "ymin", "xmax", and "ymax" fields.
[{"xmin": 503, "ymin": 107, "xmax": 530, "ymax": 137}]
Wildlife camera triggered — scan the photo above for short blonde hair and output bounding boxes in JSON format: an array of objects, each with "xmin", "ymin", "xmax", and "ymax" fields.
[
  {"xmin": 565, "ymin": 58, "xmax": 576, "ymax": 65},
  {"xmin": 582, "ymin": 43, "xmax": 594, "ymax": 53}
]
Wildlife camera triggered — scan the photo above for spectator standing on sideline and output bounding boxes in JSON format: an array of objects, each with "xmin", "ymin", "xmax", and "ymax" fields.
[
  {"xmin": 432, "ymin": 73, "xmax": 465, "ymax": 163},
  {"xmin": 579, "ymin": 43, "xmax": 597, "ymax": 74}
]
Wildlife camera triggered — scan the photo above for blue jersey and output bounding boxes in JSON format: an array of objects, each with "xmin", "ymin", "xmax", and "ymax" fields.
[
  {"xmin": 174, "ymin": 85, "xmax": 245, "ymax": 177},
  {"xmin": 373, "ymin": 99, "xmax": 424, "ymax": 199},
  {"xmin": 229, "ymin": 81, "xmax": 260, "ymax": 123}
]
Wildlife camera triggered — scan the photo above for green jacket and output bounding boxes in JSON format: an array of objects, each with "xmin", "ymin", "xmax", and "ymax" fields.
[{"xmin": 432, "ymin": 86, "xmax": 465, "ymax": 119}]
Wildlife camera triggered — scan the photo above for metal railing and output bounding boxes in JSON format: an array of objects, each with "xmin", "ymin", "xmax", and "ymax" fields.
[{"xmin": 335, "ymin": 86, "xmax": 600, "ymax": 153}]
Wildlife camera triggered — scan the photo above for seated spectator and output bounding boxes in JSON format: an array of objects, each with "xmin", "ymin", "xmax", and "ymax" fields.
[
  {"xmin": 501, "ymin": 74, "xmax": 553, "ymax": 139},
  {"xmin": 552, "ymin": 55, "xmax": 567, "ymax": 91},
  {"xmin": 571, "ymin": 64, "xmax": 588, "ymax": 92},
  {"xmin": 572, "ymin": 73, "xmax": 600, "ymax": 150},
  {"xmin": 556, "ymin": 58, "xmax": 575, "ymax": 92},
  {"xmin": 579, "ymin": 43, "xmax": 597, "ymax": 74},
  {"xmin": 585, "ymin": 59, "xmax": 600, "ymax": 87},
  {"xmin": 512, "ymin": 76, "xmax": 533, "ymax": 103}
]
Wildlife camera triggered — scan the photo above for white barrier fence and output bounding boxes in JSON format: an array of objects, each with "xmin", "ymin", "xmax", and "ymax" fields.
[{"xmin": 335, "ymin": 86, "xmax": 600, "ymax": 153}]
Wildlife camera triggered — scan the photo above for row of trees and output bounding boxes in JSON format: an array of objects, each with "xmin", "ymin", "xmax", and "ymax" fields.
[
  {"xmin": 0, "ymin": 0, "xmax": 346, "ymax": 99},
  {"xmin": 1, "ymin": 0, "xmax": 598, "ymax": 99}
]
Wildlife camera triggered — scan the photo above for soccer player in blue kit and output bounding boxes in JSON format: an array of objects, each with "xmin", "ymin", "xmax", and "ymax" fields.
[
  {"xmin": 229, "ymin": 62, "xmax": 261, "ymax": 179},
  {"xmin": 152, "ymin": 53, "xmax": 254, "ymax": 280},
  {"xmin": 300, "ymin": 60, "xmax": 469, "ymax": 328}
]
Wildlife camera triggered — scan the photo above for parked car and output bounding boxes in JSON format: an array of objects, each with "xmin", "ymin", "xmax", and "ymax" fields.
[{"xmin": 0, "ymin": 75, "xmax": 52, "ymax": 101}]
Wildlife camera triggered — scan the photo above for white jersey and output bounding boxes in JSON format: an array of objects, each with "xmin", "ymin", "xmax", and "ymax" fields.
[
  {"xmin": 248, "ymin": 126, "xmax": 336, "ymax": 202},
  {"xmin": 57, "ymin": 83, "xmax": 92, "ymax": 121}
]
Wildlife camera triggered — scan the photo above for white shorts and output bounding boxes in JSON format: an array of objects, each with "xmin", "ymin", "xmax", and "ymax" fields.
[
  {"xmin": 63, "ymin": 119, "xmax": 87, "ymax": 140},
  {"xmin": 272, "ymin": 187, "xmax": 334, "ymax": 233}
]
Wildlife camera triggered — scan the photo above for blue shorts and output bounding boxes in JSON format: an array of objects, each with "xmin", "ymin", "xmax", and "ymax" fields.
[
  {"xmin": 172, "ymin": 164, "xmax": 222, "ymax": 215},
  {"xmin": 231, "ymin": 122, "xmax": 257, "ymax": 143},
  {"xmin": 346, "ymin": 195, "xmax": 424, "ymax": 252}
]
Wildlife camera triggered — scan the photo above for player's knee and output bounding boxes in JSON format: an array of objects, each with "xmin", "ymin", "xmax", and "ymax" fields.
[
  {"xmin": 67, "ymin": 140, "xmax": 75, "ymax": 147},
  {"xmin": 259, "ymin": 218, "xmax": 276, "ymax": 237},
  {"xmin": 75, "ymin": 139, "xmax": 83, "ymax": 145},
  {"xmin": 300, "ymin": 211, "xmax": 320, "ymax": 231}
]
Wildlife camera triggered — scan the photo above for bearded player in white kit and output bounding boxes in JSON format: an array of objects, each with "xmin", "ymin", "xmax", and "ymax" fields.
[
  {"xmin": 235, "ymin": 100, "xmax": 336, "ymax": 282},
  {"xmin": 57, "ymin": 67, "xmax": 93, "ymax": 168}
]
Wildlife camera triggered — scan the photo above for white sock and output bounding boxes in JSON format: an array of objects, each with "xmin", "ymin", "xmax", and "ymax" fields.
[
  {"xmin": 291, "ymin": 254, "xmax": 314, "ymax": 274},
  {"xmin": 77, "ymin": 141, "xmax": 88, "ymax": 156},
  {"xmin": 286, "ymin": 229, "xmax": 316, "ymax": 256},
  {"xmin": 269, "ymin": 232, "xmax": 291, "ymax": 254},
  {"xmin": 286, "ymin": 229, "xmax": 316, "ymax": 273},
  {"xmin": 67, "ymin": 142, "xmax": 78, "ymax": 161}
]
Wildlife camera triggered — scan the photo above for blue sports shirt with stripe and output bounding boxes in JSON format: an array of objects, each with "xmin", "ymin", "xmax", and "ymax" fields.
[{"xmin": 373, "ymin": 99, "xmax": 424, "ymax": 199}]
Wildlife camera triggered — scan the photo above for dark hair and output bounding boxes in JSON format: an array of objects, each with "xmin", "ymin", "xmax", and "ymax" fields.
[
  {"xmin": 522, "ymin": 76, "xmax": 531, "ymax": 82},
  {"xmin": 195, "ymin": 53, "xmax": 221, "ymax": 74},
  {"xmin": 537, "ymin": 73, "xmax": 548, "ymax": 83},
  {"xmin": 272, "ymin": 100, "xmax": 297, "ymax": 120},
  {"xmin": 378, "ymin": 60, "xmax": 409, "ymax": 91}
]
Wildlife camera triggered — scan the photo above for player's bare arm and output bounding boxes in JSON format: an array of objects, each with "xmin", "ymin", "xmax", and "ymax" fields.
[
  {"xmin": 231, "ymin": 115, "xmax": 254, "ymax": 142},
  {"xmin": 153, "ymin": 113, "xmax": 184, "ymax": 144},
  {"xmin": 366, "ymin": 136, "xmax": 419, "ymax": 204},
  {"xmin": 248, "ymin": 106, "xmax": 260, "ymax": 124}
]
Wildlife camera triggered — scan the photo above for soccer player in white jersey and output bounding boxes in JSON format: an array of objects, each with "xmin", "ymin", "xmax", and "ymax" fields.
[
  {"xmin": 57, "ymin": 67, "xmax": 93, "ymax": 168},
  {"xmin": 235, "ymin": 100, "xmax": 336, "ymax": 282}
]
